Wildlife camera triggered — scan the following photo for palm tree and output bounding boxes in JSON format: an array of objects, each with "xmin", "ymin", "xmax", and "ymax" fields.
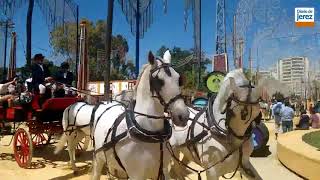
[{"xmin": 26, "ymin": 0, "xmax": 34, "ymax": 67}]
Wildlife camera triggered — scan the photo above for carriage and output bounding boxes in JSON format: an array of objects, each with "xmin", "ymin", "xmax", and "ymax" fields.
[{"xmin": 0, "ymin": 91, "xmax": 87, "ymax": 168}]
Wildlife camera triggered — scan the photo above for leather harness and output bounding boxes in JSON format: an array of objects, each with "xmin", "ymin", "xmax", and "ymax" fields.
[
  {"xmin": 92, "ymin": 58, "xmax": 183, "ymax": 180},
  {"xmin": 169, "ymin": 81, "xmax": 262, "ymax": 180}
]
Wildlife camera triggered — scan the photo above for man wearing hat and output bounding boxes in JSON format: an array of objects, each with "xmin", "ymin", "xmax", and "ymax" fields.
[
  {"xmin": 54, "ymin": 62, "xmax": 74, "ymax": 86},
  {"xmin": 31, "ymin": 53, "xmax": 52, "ymax": 94},
  {"xmin": 53, "ymin": 61, "xmax": 74, "ymax": 97}
]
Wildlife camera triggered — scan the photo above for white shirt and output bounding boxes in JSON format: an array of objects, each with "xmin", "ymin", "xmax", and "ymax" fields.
[{"xmin": 38, "ymin": 64, "xmax": 44, "ymax": 71}]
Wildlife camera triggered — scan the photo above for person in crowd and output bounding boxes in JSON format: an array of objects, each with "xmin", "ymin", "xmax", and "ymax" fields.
[
  {"xmin": 53, "ymin": 62, "xmax": 74, "ymax": 97},
  {"xmin": 272, "ymin": 100, "xmax": 283, "ymax": 139},
  {"xmin": 0, "ymin": 78, "xmax": 17, "ymax": 95},
  {"xmin": 295, "ymin": 110, "xmax": 310, "ymax": 130},
  {"xmin": 309, "ymin": 103, "xmax": 314, "ymax": 114},
  {"xmin": 310, "ymin": 109, "xmax": 320, "ymax": 129},
  {"xmin": 31, "ymin": 53, "xmax": 53, "ymax": 106},
  {"xmin": 0, "ymin": 78, "xmax": 17, "ymax": 104},
  {"xmin": 31, "ymin": 53, "xmax": 52, "ymax": 93},
  {"xmin": 280, "ymin": 101, "xmax": 295, "ymax": 133},
  {"xmin": 54, "ymin": 62, "xmax": 74, "ymax": 86}
]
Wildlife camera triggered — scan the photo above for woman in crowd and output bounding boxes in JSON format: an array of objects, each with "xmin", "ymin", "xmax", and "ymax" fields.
[
  {"xmin": 310, "ymin": 109, "xmax": 320, "ymax": 129},
  {"xmin": 295, "ymin": 110, "xmax": 310, "ymax": 130}
]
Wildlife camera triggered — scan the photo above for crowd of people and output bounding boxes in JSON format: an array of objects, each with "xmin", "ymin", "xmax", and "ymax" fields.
[
  {"xmin": 266, "ymin": 98, "xmax": 320, "ymax": 140},
  {"xmin": 0, "ymin": 53, "xmax": 75, "ymax": 107}
]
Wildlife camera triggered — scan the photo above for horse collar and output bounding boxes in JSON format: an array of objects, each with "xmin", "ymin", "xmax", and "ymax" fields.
[{"xmin": 125, "ymin": 101, "xmax": 172, "ymax": 143}]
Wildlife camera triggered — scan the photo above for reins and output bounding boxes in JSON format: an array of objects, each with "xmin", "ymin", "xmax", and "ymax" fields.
[
  {"xmin": 166, "ymin": 138, "xmax": 249, "ymax": 180},
  {"xmin": 168, "ymin": 80, "xmax": 261, "ymax": 179}
]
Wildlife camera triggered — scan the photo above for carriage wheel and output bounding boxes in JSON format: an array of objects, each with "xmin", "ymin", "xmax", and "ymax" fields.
[
  {"xmin": 32, "ymin": 133, "xmax": 47, "ymax": 147},
  {"xmin": 13, "ymin": 128, "xmax": 33, "ymax": 168},
  {"xmin": 75, "ymin": 136, "xmax": 90, "ymax": 156}
]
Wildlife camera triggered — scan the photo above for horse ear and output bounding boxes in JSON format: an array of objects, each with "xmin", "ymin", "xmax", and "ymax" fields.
[
  {"xmin": 148, "ymin": 51, "xmax": 155, "ymax": 65},
  {"xmin": 163, "ymin": 50, "xmax": 171, "ymax": 64}
]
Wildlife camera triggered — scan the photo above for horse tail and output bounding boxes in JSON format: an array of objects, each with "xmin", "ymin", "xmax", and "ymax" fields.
[
  {"xmin": 54, "ymin": 133, "xmax": 67, "ymax": 154},
  {"xmin": 62, "ymin": 104, "xmax": 73, "ymax": 131}
]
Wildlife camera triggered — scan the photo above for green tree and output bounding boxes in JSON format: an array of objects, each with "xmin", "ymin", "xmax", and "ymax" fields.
[
  {"xmin": 50, "ymin": 19, "xmax": 134, "ymax": 81},
  {"xmin": 156, "ymin": 46, "xmax": 210, "ymax": 93}
]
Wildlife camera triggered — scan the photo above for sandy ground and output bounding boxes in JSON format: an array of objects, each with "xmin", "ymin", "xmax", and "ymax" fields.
[{"xmin": 0, "ymin": 120, "xmax": 301, "ymax": 180}]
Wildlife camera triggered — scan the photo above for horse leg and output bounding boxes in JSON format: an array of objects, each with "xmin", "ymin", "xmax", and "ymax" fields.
[
  {"xmin": 67, "ymin": 131, "xmax": 82, "ymax": 171},
  {"xmin": 206, "ymin": 168, "xmax": 219, "ymax": 180},
  {"xmin": 91, "ymin": 151, "xmax": 106, "ymax": 180},
  {"xmin": 240, "ymin": 140, "xmax": 262, "ymax": 180}
]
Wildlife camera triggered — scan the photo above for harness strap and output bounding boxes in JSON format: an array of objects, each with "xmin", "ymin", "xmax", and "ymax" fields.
[
  {"xmin": 90, "ymin": 103, "xmax": 102, "ymax": 128},
  {"xmin": 113, "ymin": 145, "xmax": 127, "ymax": 174},
  {"xmin": 166, "ymin": 136, "xmax": 248, "ymax": 180},
  {"xmin": 189, "ymin": 107, "xmax": 207, "ymax": 163},
  {"xmin": 93, "ymin": 104, "xmax": 123, "ymax": 132},
  {"xmin": 222, "ymin": 147, "xmax": 243, "ymax": 179},
  {"xmin": 65, "ymin": 103, "xmax": 87, "ymax": 134},
  {"xmin": 73, "ymin": 103, "xmax": 87, "ymax": 126},
  {"xmin": 157, "ymin": 143, "xmax": 165, "ymax": 180}
]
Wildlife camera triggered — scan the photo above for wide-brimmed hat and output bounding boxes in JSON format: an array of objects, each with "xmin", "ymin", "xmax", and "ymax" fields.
[
  {"xmin": 33, "ymin": 53, "xmax": 45, "ymax": 60},
  {"xmin": 61, "ymin": 62, "xmax": 70, "ymax": 69}
]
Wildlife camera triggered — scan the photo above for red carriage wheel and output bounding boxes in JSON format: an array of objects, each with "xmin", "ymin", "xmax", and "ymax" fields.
[
  {"xmin": 75, "ymin": 136, "xmax": 90, "ymax": 156},
  {"xmin": 32, "ymin": 133, "xmax": 47, "ymax": 147},
  {"xmin": 13, "ymin": 128, "xmax": 33, "ymax": 168}
]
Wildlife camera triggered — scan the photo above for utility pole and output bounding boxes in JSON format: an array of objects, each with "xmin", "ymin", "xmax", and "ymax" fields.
[
  {"xmin": 104, "ymin": 0, "xmax": 114, "ymax": 101},
  {"xmin": 232, "ymin": 14, "xmax": 237, "ymax": 69},
  {"xmin": 135, "ymin": 0, "xmax": 140, "ymax": 78},
  {"xmin": 3, "ymin": 20, "xmax": 8, "ymax": 80},
  {"xmin": 26, "ymin": 0, "xmax": 34, "ymax": 68},
  {"xmin": 75, "ymin": 5, "xmax": 79, "ymax": 87},
  {"xmin": 238, "ymin": 37, "xmax": 244, "ymax": 69},
  {"xmin": 249, "ymin": 48, "xmax": 252, "ymax": 80},
  {"xmin": 197, "ymin": 0, "xmax": 201, "ymax": 90},
  {"xmin": 0, "ymin": 20, "xmax": 14, "ymax": 80}
]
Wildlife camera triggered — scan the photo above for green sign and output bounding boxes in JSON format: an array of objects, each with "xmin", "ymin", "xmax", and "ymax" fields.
[{"xmin": 206, "ymin": 71, "xmax": 225, "ymax": 93}]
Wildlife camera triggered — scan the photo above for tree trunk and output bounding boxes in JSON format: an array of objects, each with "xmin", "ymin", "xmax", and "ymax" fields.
[
  {"xmin": 104, "ymin": 0, "xmax": 114, "ymax": 101},
  {"xmin": 26, "ymin": 0, "xmax": 34, "ymax": 68}
]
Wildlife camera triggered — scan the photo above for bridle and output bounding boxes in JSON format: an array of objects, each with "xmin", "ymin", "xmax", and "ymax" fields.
[
  {"xmin": 149, "ymin": 58, "xmax": 183, "ymax": 113},
  {"xmin": 166, "ymin": 80, "xmax": 262, "ymax": 180},
  {"xmin": 206, "ymin": 80, "xmax": 261, "ymax": 140},
  {"xmin": 222, "ymin": 81, "xmax": 261, "ymax": 139}
]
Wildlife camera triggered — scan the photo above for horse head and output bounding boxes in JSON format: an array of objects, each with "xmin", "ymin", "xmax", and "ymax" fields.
[
  {"xmin": 214, "ymin": 69, "xmax": 262, "ymax": 138},
  {"xmin": 135, "ymin": 50, "xmax": 189, "ymax": 127}
]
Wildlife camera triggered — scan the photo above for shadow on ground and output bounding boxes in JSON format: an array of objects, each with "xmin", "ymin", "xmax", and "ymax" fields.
[
  {"xmin": 49, "ymin": 165, "xmax": 91, "ymax": 180},
  {"xmin": 0, "ymin": 145, "xmax": 94, "ymax": 169},
  {"xmin": 251, "ymin": 146, "xmax": 272, "ymax": 157}
]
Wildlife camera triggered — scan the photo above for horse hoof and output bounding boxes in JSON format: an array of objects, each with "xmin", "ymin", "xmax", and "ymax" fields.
[{"xmin": 73, "ymin": 170, "xmax": 79, "ymax": 175}]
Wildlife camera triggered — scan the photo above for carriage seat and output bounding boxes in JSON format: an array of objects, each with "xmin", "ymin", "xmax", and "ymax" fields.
[
  {"xmin": 41, "ymin": 98, "xmax": 78, "ymax": 111},
  {"xmin": 36, "ymin": 97, "xmax": 78, "ymax": 122}
]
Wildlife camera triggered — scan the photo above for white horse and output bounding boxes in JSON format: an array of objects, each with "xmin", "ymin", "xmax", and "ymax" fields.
[
  {"xmin": 55, "ymin": 51, "xmax": 190, "ymax": 179},
  {"xmin": 169, "ymin": 69, "xmax": 263, "ymax": 180}
]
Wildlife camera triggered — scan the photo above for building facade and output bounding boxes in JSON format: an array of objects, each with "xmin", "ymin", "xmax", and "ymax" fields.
[{"xmin": 277, "ymin": 57, "xmax": 309, "ymax": 96}]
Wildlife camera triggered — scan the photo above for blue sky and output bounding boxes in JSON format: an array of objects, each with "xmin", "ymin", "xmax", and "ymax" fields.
[{"xmin": 3, "ymin": 0, "xmax": 320, "ymax": 71}]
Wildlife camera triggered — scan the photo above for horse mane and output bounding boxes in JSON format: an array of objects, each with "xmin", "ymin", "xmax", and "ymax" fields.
[
  {"xmin": 224, "ymin": 69, "xmax": 248, "ymax": 85},
  {"xmin": 134, "ymin": 64, "xmax": 150, "ymax": 97}
]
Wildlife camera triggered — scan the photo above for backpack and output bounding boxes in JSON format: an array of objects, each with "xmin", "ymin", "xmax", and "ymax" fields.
[{"xmin": 274, "ymin": 104, "xmax": 282, "ymax": 116}]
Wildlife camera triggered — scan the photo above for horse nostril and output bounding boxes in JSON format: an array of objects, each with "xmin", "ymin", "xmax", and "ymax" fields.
[{"xmin": 178, "ymin": 115, "xmax": 182, "ymax": 121}]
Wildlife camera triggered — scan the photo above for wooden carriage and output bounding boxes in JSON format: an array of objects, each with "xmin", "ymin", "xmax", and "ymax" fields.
[{"xmin": 0, "ymin": 94, "xmax": 87, "ymax": 168}]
